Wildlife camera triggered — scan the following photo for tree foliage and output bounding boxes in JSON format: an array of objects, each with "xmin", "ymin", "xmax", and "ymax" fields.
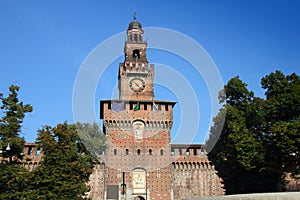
[
  {"xmin": 207, "ymin": 71, "xmax": 300, "ymax": 194},
  {"xmin": 26, "ymin": 122, "xmax": 96, "ymax": 199},
  {"xmin": 0, "ymin": 86, "xmax": 107, "ymax": 199},
  {"xmin": 0, "ymin": 85, "xmax": 33, "ymax": 162},
  {"xmin": 0, "ymin": 85, "xmax": 32, "ymax": 200},
  {"xmin": 75, "ymin": 122, "xmax": 107, "ymax": 158}
]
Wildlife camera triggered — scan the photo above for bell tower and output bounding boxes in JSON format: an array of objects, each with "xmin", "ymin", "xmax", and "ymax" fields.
[
  {"xmin": 118, "ymin": 13, "xmax": 154, "ymax": 100},
  {"xmin": 100, "ymin": 14, "xmax": 176, "ymax": 200}
]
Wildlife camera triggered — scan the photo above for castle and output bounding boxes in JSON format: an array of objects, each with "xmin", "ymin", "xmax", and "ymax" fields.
[
  {"xmin": 86, "ymin": 16, "xmax": 224, "ymax": 200},
  {"xmin": 2, "ymin": 16, "xmax": 226, "ymax": 200}
]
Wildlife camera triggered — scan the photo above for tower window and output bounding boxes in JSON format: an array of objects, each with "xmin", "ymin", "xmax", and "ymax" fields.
[
  {"xmin": 132, "ymin": 49, "xmax": 140, "ymax": 59},
  {"xmin": 149, "ymin": 149, "xmax": 152, "ymax": 155},
  {"xmin": 160, "ymin": 149, "xmax": 164, "ymax": 156},
  {"xmin": 134, "ymin": 34, "xmax": 138, "ymax": 42},
  {"xmin": 130, "ymin": 103, "xmax": 133, "ymax": 110},
  {"xmin": 114, "ymin": 149, "xmax": 117, "ymax": 155},
  {"xmin": 126, "ymin": 149, "xmax": 129, "ymax": 155},
  {"xmin": 165, "ymin": 104, "xmax": 169, "ymax": 111},
  {"xmin": 27, "ymin": 147, "xmax": 33, "ymax": 155},
  {"xmin": 137, "ymin": 149, "xmax": 141, "ymax": 155}
]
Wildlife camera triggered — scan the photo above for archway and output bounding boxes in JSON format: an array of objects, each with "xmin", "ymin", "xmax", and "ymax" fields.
[
  {"xmin": 134, "ymin": 196, "xmax": 145, "ymax": 200},
  {"xmin": 132, "ymin": 168, "xmax": 146, "ymax": 195}
]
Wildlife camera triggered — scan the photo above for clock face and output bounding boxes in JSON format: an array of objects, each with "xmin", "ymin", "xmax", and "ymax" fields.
[{"xmin": 129, "ymin": 77, "xmax": 145, "ymax": 92}]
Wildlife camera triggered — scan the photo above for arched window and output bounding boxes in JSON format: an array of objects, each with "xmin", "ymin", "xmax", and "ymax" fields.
[
  {"xmin": 132, "ymin": 49, "xmax": 140, "ymax": 59},
  {"xmin": 137, "ymin": 149, "xmax": 141, "ymax": 155},
  {"xmin": 126, "ymin": 149, "xmax": 129, "ymax": 155},
  {"xmin": 149, "ymin": 149, "xmax": 152, "ymax": 155},
  {"xmin": 134, "ymin": 34, "xmax": 138, "ymax": 42}
]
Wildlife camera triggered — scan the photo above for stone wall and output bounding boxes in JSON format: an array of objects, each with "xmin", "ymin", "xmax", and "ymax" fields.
[
  {"xmin": 171, "ymin": 145, "xmax": 224, "ymax": 200},
  {"xmin": 87, "ymin": 162, "xmax": 106, "ymax": 200}
]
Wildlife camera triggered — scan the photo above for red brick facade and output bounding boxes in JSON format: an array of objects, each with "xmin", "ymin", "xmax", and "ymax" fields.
[{"xmin": 88, "ymin": 17, "xmax": 225, "ymax": 200}]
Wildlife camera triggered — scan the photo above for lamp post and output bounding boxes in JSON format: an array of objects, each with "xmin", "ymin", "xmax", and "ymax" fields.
[
  {"xmin": 0, "ymin": 142, "xmax": 12, "ymax": 163},
  {"xmin": 0, "ymin": 142, "xmax": 24, "ymax": 164}
]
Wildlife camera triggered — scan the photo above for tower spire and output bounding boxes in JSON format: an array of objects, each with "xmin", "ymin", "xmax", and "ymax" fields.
[{"xmin": 133, "ymin": 10, "xmax": 137, "ymax": 20}]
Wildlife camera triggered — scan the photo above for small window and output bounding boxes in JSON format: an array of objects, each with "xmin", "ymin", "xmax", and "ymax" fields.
[
  {"xmin": 126, "ymin": 149, "xmax": 129, "ymax": 155},
  {"xmin": 186, "ymin": 151, "xmax": 190, "ymax": 156},
  {"xmin": 201, "ymin": 149, "xmax": 205, "ymax": 156},
  {"xmin": 137, "ymin": 149, "xmax": 141, "ymax": 155},
  {"xmin": 36, "ymin": 148, "xmax": 41, "ymax": 155},
  {"xmin": 27, "ymin": 147, "xmax": 33, "ymax": 155},
  {"xmin": 160, "ymin": 149, "xmax": 163, "ymax": 156},
  {"xmin": 133, "ymin": 49, "xmax": 140, "ymax": 59},
  {"xmin": 170, "ymin": 152, "xmax": 175, "ymax": 156},
  {"xmin": 134, "ymin": 34, "xmax": 138, "ymax": 42},
  {"xmin": 149, "ymin": 149, "xmax": 152, "ymax": 155},
  {"xmin": 114, "ymin": 149, "xmax": 117, "ymax": 155},
  {"xmin": 193, "ymin": 148, "xmax": 197, "ymax": 155},
  {"xmin": 165, "ymin": 104, "xmax": 169, "ymax": 111},
  {"xmin": 144, "ymin": 103, "xmax": 147, "ymax": 110}
]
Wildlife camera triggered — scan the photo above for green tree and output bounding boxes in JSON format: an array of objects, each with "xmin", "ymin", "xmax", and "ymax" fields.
[
  {"xmin": 0, "ymin": 85, "xmax": 33, "ymax": 162},
  {"xmin": 261, "ymin": 71, "xmax": 300, "ymax": 189},
  {"xmin": 0, "ymin": 163, "xmax": 30, "ymax": 200},
  {"xmin": 208, "ymin": 71, "xmax": 300, "ymax": 193},
  {"xmin": 207, "ymin": 77, "xmax": 267, "ymax": 194},
  {"xmin": 75, "ymin": 122, "xmax": 107, "ymax": 158},
  {"xmin": 0, "ymin": 85, "xmax": 32, "ymax": 200},
  {"xmin": 27, "ymin": 122, "xmax": 96, "ymax": 199}
]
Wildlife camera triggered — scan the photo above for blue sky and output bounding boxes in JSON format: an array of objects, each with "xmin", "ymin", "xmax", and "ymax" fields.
[{"xmin": 0, "ymin": 0, "xmax": 299, "ymax": 143}]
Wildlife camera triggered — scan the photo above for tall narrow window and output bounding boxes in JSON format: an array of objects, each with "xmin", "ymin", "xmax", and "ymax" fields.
[
  {"xmin": 134, "ymin": 34, "xmax": 138, "ymax": 42},
  {"xmin": 137, "ymin": 149, "xmax": 141, "ymax": 155},
  {"xmin": 114, "ymin": 149, "xmax": 117, "ymax": 155},
  {"xmin": 132, "ymin": 49, "xmax": 140, "ymax": 59},
  {"xmin": 28, "ymin": 147, "xmax": 33, "ymax": 155},
  {"xmin": 130, "ymin": 103, "xmax": 133, "ymax": 110},
  {"xmin": 126, "ymin": 149, "xmax": 129, "ymax": 155},
  {"xmin": 179, "ymin": 148, "xmax": 182, "ymax": 155},
  {"xmin": 149, "ymin": 149, "xmax": 152, "ymax": 155},
  {"xmin": 36, "ymin": 148, "xmax": 41, "ymax": 155},
  {"xmin": 165, "ymin": 104, "xmax": 169, "ymax": 111},
  {"xmin": 160, "ymin": 149, "xmax": 164, "ymax": 156}
]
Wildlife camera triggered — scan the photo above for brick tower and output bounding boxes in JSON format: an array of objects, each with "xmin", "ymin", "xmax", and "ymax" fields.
[{"xmin": 99, "ymin": 14, "xmax": 175, "ymax": 200}]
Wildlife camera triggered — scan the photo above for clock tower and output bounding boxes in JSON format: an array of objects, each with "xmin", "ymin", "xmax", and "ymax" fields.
[
  {"xmin": 99, "ymin": 14, "xmax": 175, "ymax": 200},
  {"xmin": 118, "ymin": 13, "xmax": 154, "ymax": 100},
  {"xmin": 87, "ymin": 13, "xmax": 226, "ymax": 200}
]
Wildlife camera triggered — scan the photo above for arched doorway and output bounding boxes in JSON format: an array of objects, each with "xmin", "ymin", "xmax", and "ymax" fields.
[
  {"xmin": 134, "ymin": 196, "xmax": 145, "ymax": 200},
  {"xmin": 132, "ymin": 168, "xmax": 146, "ymax": 195}
]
